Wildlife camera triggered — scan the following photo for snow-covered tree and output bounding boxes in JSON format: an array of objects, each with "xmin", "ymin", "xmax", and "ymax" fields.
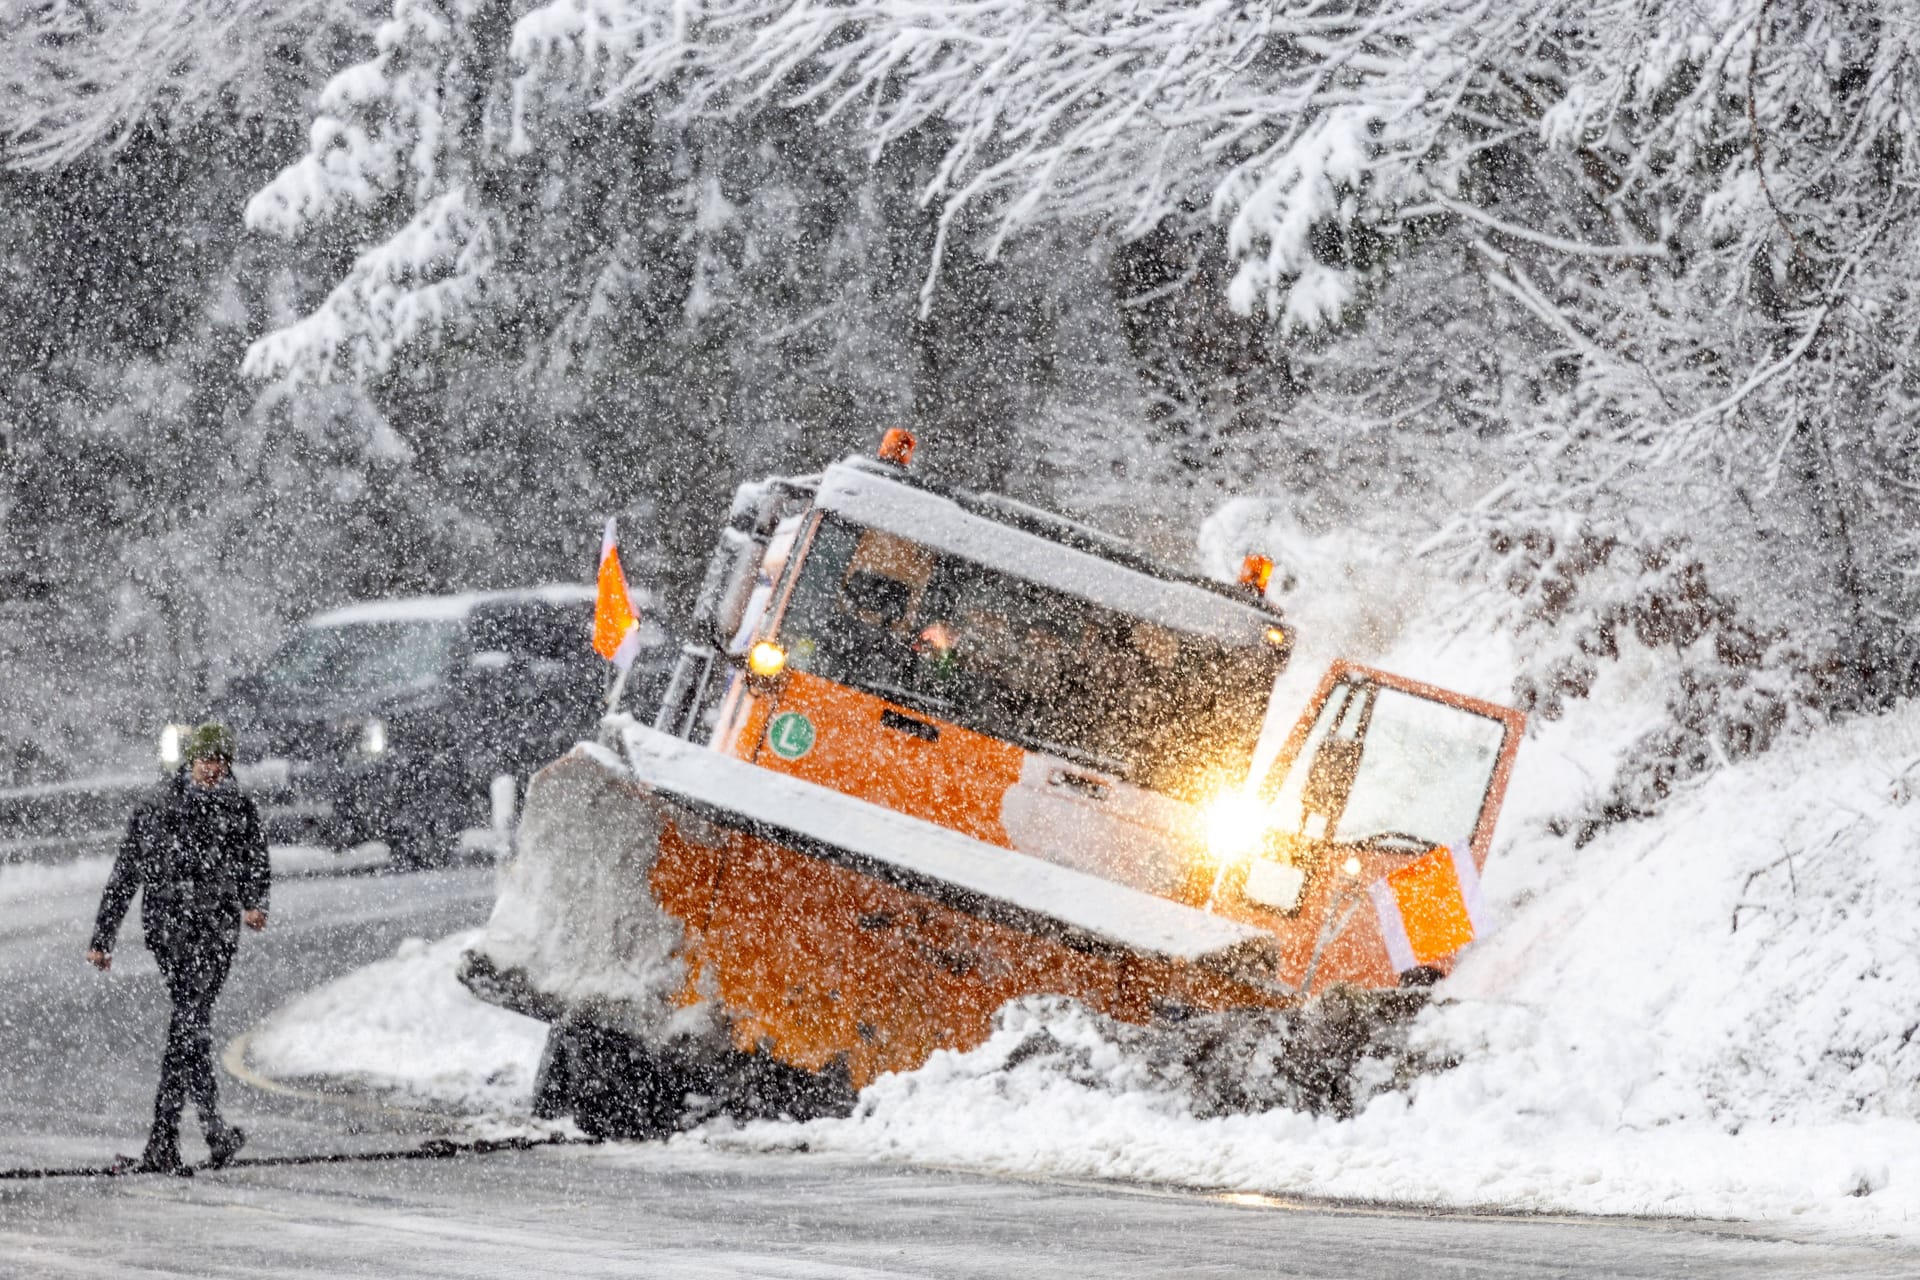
[
  {"xmin": 15, "ymin": 0, "xmax": 1917, "ymax": 802},
  {"xmin": 0, "ymin": 0, "xmax": 390, "ymax": 775},
  {"xmin": 659, "ymin": 0, "xmax": 1920, "ymax": 717}
]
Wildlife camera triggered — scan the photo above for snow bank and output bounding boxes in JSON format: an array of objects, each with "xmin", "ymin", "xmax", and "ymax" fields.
[
  {"xmin": 248, "ymin": 930, "xmax": 548, "ymax": 1116},
  {"xmin": 708, "ymin": 701, "xmax": 1920, "ymax": 1225}
]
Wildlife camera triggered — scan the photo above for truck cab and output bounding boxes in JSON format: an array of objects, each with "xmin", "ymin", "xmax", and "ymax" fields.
[{"xmin": 702, "ymin": 457, "xmax": 1292, "ymax": 905}]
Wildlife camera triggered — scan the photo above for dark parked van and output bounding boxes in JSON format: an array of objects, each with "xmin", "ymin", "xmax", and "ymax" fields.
[{"xmin": 186, "ymin": 586, "xmax": 670, "ymax": 864}]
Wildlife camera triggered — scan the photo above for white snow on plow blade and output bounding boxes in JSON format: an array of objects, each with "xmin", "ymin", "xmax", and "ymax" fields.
[
  {"xmin": 474, "ymin": 748, "xmax": 713, "ymax": 1043},
  {"xmin": 614, "ymin": 718, "xmax": 1270, "ymax": 966}
]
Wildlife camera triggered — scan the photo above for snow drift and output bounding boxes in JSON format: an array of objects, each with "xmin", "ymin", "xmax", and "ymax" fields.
[
  {"xmin": 248, "ymin": 930, "xmax": 547, "ymax": 1116},
  {"xmin": 714, "ymin": 695, "xmax": 1920, "ymax": 1222}
]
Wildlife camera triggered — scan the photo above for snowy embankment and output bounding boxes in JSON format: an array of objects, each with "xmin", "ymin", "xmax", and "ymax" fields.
[
  {"xmin": 241, "ymin": 509, "xmax": 1920, "ymax": 1226},
  {"xmin": 712, "ymin": 699, "xmax": 1920, "ymax": 1224},
  {"xmin": 246, "ymin": 929, "xmax": 548, "ymax": 1117}
]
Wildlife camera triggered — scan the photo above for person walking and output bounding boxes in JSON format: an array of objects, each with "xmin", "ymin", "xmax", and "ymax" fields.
[{"xmin": 87, "ymin": 723, "xmax": 270, "ymax": 1175}]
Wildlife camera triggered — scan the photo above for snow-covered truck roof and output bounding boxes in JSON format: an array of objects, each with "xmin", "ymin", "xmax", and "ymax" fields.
[
  {"xmin": 305, "ymin": 583, "xmax": 601, "ymax": 629},
  {"xmin": 813, "ymin": 461, "xmax": 1285, "ymax": 648}
]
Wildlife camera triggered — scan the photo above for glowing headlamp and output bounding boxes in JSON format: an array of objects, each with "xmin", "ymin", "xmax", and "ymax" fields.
[
  {"xmin": 1203, "ymin": 787, "xmax": 1268, "ymax": 864},
  {"xmin": 748, "ymin": 640, "xmax": 788, "ymax": 679}
]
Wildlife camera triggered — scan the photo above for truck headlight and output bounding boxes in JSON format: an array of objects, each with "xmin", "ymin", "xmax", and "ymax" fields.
[
  {"xmin": 747, "ymin": 640, "xmax": 787, "ymax": 678},
  {"xmin": 1204, "ymin": 787, "xmax": 1267, "ymax": 864},
  {"xmin": 158, "ymin": 723, "xmax": 190, "ymax": 769},
  {"xmin": 359, "ymin": 718, "xmax": 389, "ymax": 758}
]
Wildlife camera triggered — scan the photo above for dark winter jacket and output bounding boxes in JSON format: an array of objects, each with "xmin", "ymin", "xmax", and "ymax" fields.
[{"xmin": 91, "ymin": 771, "xmax": 271, "ymax": 956}]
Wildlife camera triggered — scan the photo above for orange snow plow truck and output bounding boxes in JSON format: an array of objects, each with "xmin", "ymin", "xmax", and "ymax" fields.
[{"xmin": 460, "ymin": 433, "xmax": 1524, "ymax": 1137}]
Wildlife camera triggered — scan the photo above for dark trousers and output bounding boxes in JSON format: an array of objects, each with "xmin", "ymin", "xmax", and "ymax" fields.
[{"xmin": 147, "ymin": 931, "xmax": 236, "ymax": 1155}]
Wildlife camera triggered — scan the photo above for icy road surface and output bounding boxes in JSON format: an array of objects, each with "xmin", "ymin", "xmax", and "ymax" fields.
[{"xmin": 0, "ymin": 855, "xmax": 1915, "ymax": 1275}]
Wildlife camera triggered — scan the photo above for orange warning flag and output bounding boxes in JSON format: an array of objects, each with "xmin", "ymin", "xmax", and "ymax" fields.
[
  {"xmin": 1368, "ymin": 840, "xmax": 1487, "ymax": 972},
  {"xmin": 594, "ymin": 517, "xmax": 642, "ymax": 671}
]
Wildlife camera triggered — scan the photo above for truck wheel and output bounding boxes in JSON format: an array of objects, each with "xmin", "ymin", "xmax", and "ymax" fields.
[
  {"xmin": 561, "ymin": 1024, "xmax": 686, "ymax": 1141},
  {"xmin": 530, "ymin": 1026, "xmax": 573, "ymax": 1121}
]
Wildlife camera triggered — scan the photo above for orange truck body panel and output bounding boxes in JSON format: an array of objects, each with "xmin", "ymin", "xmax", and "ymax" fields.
[
  {"xmin": 647, "ymin": 809, "xmax": 1276, "ymax": 1091},
  {"xmin": 727, "ymin": 670, "xmax": 1027, "ymax": 849},
  {"xmin": 638, "ymin": 658, "xmax": 1523, "ymax": 1089}
]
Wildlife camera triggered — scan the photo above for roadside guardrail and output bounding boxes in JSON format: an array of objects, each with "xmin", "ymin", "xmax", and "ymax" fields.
[{"xmin": 0, "ymin": 774, "xmax": 150, "ymax": 864}]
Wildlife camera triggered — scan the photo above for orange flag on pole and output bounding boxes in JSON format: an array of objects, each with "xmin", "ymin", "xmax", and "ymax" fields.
[{"xmin": 594, "ymin": 517, "xmax": 643, "ymax": 671}]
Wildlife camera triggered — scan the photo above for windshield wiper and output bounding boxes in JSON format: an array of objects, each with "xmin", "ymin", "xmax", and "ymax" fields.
[{"xmin": 1339, "ymin": 830, "xmax": 1445, "ymax": 854}]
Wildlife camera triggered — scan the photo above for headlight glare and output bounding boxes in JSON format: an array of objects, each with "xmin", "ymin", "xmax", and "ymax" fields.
[
  {"xmin": 748, "ymin": 640, "xmax": 787, "ymax": 678},
  {"xmin": 359, "ymin": 718, "xmax": 389, "ymax": 757},
  {"xmin": 158, "ymin": 723, "xmax": 189, "ymax": 768},
  {"xmin": 1204, "ymin": 787, "xmax": 1267, "ymax": 864}
]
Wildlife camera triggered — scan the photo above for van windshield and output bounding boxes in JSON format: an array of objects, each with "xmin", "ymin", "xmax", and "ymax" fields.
[
  {"xmin": 774, "ymin": 516, "xmax": 1283, "ymax": 799},
  {"xmin": 262, "ymin": 621, "xmax": 462, "ymax": 701}
]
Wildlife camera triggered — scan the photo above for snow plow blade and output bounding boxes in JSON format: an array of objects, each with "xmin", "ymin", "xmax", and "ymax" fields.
[{"xmin": 462, "ymin": 721, "xmax": 1286, "ymax": 1093}]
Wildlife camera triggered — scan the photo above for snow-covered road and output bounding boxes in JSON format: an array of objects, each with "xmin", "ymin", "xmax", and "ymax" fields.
[
  {"xmin": 0, "ymin": 850, "xmax": 491, "ymax": 1175},
  {"xmin": 3, "ymin": 851, "xmax": 1918, "ymax": 1276},
  {"xmin": 12, "ymin": 1139, "xmax": 1919, "ymax": 1279}
]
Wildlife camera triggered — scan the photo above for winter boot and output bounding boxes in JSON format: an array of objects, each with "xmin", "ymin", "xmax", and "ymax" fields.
[
  {"xmin": 206, "ymin": 1124, "xmax": 247, "ymax": 1170},
  {"xmin": 114, "ymin": 1142, "xmax": 193, "ymax": 1177}
]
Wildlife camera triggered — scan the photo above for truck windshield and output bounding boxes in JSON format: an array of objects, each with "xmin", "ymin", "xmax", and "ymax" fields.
[
  {"xmin": 775, "ymin": 516, "xmax": 1283, "ymax": 799},
  {"xmin": 262, "ymin": 621, "xmax": 462, "ymax": 701}
]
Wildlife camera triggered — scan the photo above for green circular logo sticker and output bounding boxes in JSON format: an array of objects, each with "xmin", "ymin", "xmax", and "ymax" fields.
[{"xmin": 767, "ymin": 711, "xmax": 817, "ymax": 761}]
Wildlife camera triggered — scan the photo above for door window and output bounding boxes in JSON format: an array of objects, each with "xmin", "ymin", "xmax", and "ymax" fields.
[{"xmin": 1265, "ymin": 677, "xmax": 1512, "ymax": 853}]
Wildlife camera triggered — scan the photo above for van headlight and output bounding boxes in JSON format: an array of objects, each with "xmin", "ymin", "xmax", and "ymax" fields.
[
  {"xmin": 358, "ymin": 718, "xmax": 389, "ymax": 758},
  {"xmin": 158, "ymin": 723, "xmax": 191, "ymax": 769}
]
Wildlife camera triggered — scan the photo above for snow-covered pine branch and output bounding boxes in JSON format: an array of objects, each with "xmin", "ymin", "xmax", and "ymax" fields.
[{"xmin": 0, "ymin": 0, "xmax": 379, "ymax": 168}]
